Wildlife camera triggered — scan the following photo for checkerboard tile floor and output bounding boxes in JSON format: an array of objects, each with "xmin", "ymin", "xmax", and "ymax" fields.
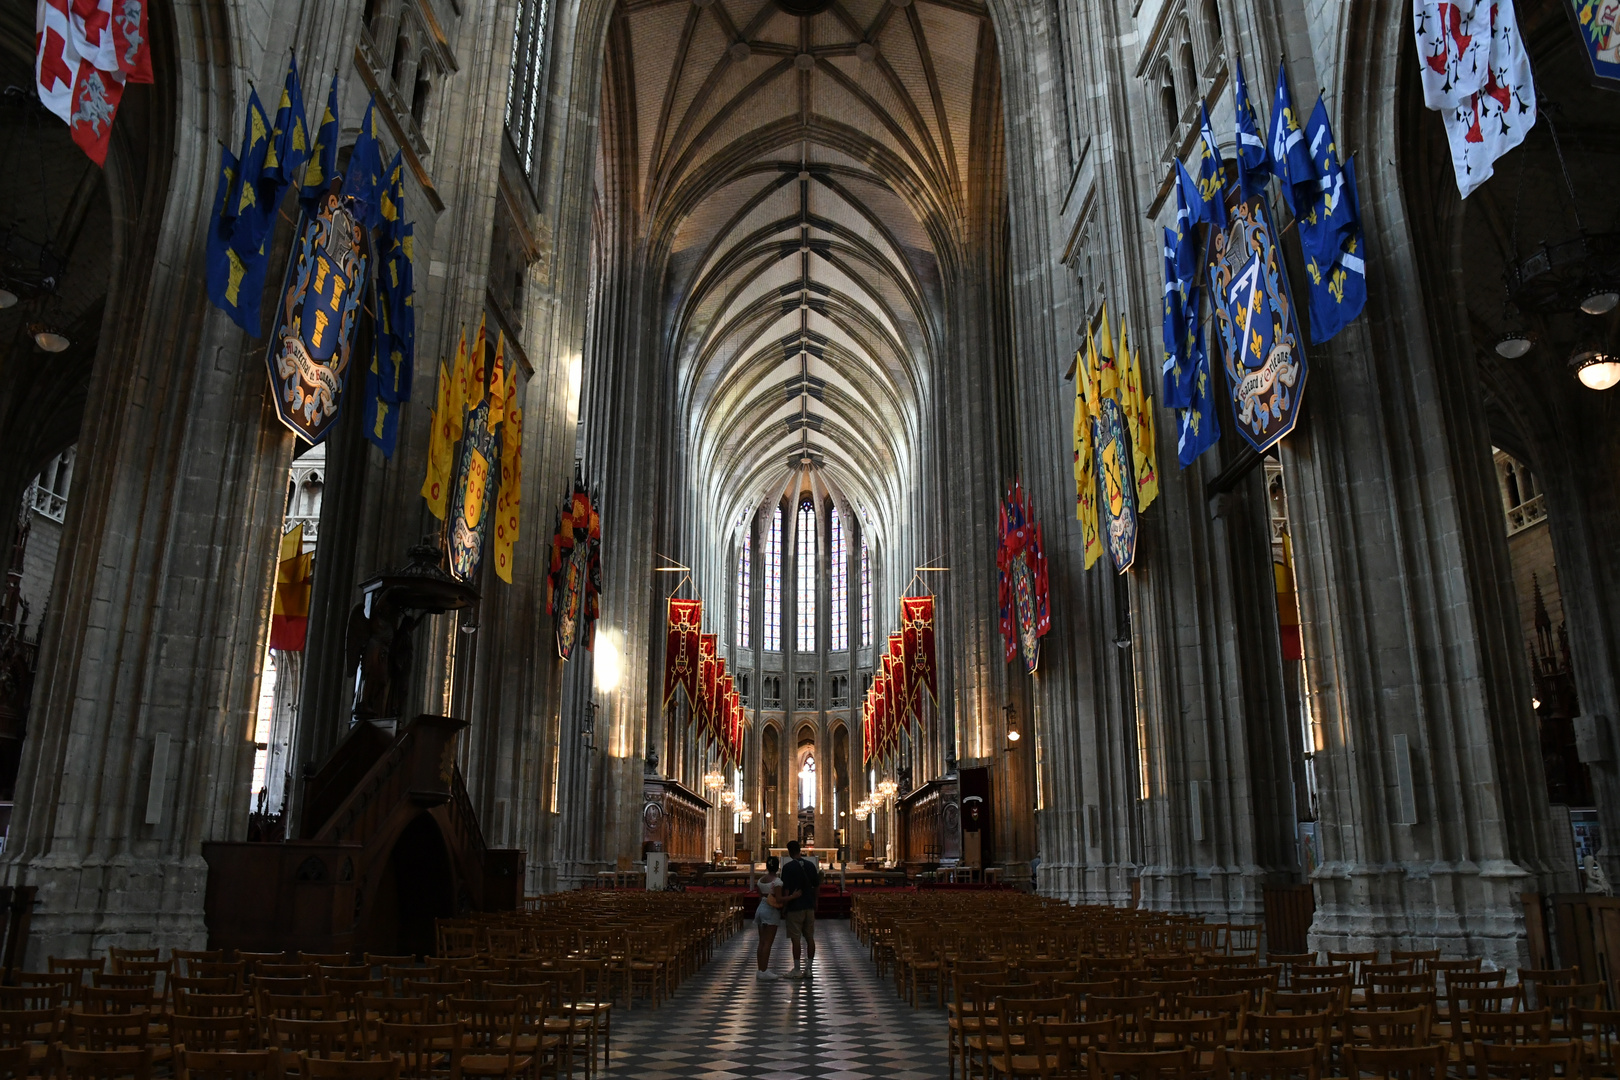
[{"xmin": 606, "ymin": 919, "xmax": 948, "ymax": 1078}]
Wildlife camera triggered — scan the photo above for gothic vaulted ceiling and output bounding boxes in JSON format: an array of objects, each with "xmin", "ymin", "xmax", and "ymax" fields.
[{"xmin": 600, "ymin": 0, "xmax": 999, "ymax": 540}]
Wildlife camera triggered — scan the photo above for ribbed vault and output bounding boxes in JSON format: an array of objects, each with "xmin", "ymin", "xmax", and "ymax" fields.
[{"xmin": 599, "ymin": 0, "xmax": 999, "ymax": 550}]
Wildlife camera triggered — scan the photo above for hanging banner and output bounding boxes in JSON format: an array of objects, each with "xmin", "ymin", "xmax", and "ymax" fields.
[
  {"xmin": 1212, "ymin": 197, "xmax": 1307, "ymax": 454},
  {"xmin": 900, "ymin": 595, "xmax": 938, "ymax": 707},
  {"xmin": 697, "ymin": 633, "xmax": 718, "ymax": 733},
  {"xmin": 447, "ymin": 401, "xmax": 498, "ymax": 583},
  {"xmin": 265, "ymin": 193, "xmax": 369, "ymax": 445},
  {"xmin": 662, "ymin": 598, "xmax": 702, "ymax": 707},
  {"xmin": 711, "ymin": 656, "xmax": 728, "ymax": 745},
  {"xmin": 1092, "ymin": 403, "xmax": 1138, "ymax": 575},
  {"xmin": 1565, "ymin": 0, "xmax": 1620, "ymax": 89},
  {"xmin": 887, "ymin": 633, "xmax": 911, "ymax": 728}
]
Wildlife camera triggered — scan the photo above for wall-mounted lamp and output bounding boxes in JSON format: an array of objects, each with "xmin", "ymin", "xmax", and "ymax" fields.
[{"xmin": 1005, "ymin": 702, "xmax": 1021, "ymax": 746}]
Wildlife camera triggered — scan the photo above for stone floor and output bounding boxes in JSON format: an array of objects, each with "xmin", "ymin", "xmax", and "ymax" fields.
[{"xmin": 606, "ymin": 918, "xmax": 949, "ymax": 1079}]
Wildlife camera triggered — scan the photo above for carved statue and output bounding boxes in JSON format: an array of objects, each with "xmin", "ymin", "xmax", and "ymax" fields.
[
  {"xmin": 1584, "ymin": 854, "xmax": 1613, "ymax": 897},
  {"xmin": 345, "ymin": 590, "xmax": 421, "ymax": 722}
]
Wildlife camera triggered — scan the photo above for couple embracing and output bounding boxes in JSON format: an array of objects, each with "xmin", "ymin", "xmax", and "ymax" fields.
[{"xmin": 753, "ymin": 840, "xmax": 819, "ymax": 981}]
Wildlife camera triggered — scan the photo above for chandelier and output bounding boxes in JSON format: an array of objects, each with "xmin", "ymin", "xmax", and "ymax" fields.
[
  {"xmin": 876, "ymin": 777, "xmax": 898, "ymax": 801},
  {"xmin": 720, "ymin": 789, "xmax": 735, "ymax": 808},
  {"xmin": 738, "ymin": 803, "xmax": 753, "ymax": 824},
  {"xmin": 702, "ymin": 766, "xmax": 725, "ymax": 792}
]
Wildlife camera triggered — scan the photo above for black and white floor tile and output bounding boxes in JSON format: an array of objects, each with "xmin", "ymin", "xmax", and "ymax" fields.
[{"xmin": 607, "ymin": 919, "xmax": 948, "ymax": 1079}]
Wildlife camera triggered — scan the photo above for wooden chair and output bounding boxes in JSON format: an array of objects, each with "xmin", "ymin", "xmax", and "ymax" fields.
[
  {"xmin": 1084, "ymin": 994, "xmax": 1158, "ymax": 1046},
  {"xmin": 950, "ymin": 973, "xmax": 1010, "ymax": 1080},
  {"xmin": 447, "ymin": 998, "xmax": 532, "ymax": 1080},
  {"xmin": 1024, "ymin": 1018, "xmax": 1119, "ymax": 1079},
  {"xmin": 0, "ymin": 1046, "xmax": 26, "ymax": 1080},
  {"xmin": 172, "ymin": 977, "xmax": 238, "ymax": 999},
  {"xmin": 1326, "ymin": 954, "xmax": 1377, "ymax": 991},
  {"xmin": 107, "ymin": 950, "xmax": 160, "ymax": 974},
  {"xmin": 1090, "ymin": 1047, "xmax": 1194, "ymax": 1080},
  {"xmin": 170, "ymin": 1013, "xmax": 257, "ymax": 1053},
  {"xmin": 0, "ymin": 1006, "xmax": 63, "ymax": 1070},
  {"xmin": 1390, "ymin": 951, "xmax": 1440, "ymax": 974},
  {"xmin": 990, "ymin": 998, "xmax": 1074, "ymax": 1080},
  {"xmin": 1341, "ymin": 1007, "xmax": 1432, "ymax": 1048},
  {"xmin": 50, "ymin": 959, "xmax": 106, "ymax": 984},
  {"xmin": 15, "ymin": 972, "xmax": 79, "ymax": 1006},
  {"xmin": 192, "ymin": 963, "xmax": 247, "ymax": 992},
  {"xmin": 1470, "ymin": 1041, "xmax": 1582, "ymax": 1080},
  {"xmin": 1242, "ymin": 1011, "xmax": 1330, "ymax": 1054},
  {"xmin": 171, "ymin": 951, "xmax": 226, "ymax": 978},
  {"xmin": 1571, "ymin": 1007, "xmax": 1620, "ymax": 1079},
  {"xmin": 267, "ymin": 1017, "xmax": 361, "ymax": 1066},
  {"xmin": 378, "ymin": 1020, "xmax": 464, "ymax": 1080},
  {"xmin": 1213, "ymin": 1047, "xmax": 1322, "ymax": 1080},
  {"xmin": 176, "ymin": 1049, "xmax": 275, "ymax": 1080},
  {"xmin": 1340, "ymin": 1044, "xmax": 1447, "ymax": 1080},
  {"xmin": 234, "ymin": 954, "xmax": 287, "ymax": 977},
  {"xmin": 56, "ymin": 1047, "xmax": 153, "ymax": 1080},
  {"xmin": 298, "ymin": 1058, "xmax": 402, "ymax": 1080},
  {"xmin": 1147, "ymin": 1014, "xmax": 1228, "ymax": 1077},
  {"xmin": 1539, "ymin": 982, "xmax": 1606, "ymax": 1033},
  {"xmin": 1261, "ymin": 990, "xmax": 1339, "ymax": 1017},
  {"xmin": 174, "ymin": 993, "xmax": 255, "ymax": 1019},
  {"xmin": 63, "ymin": 1011, "xmax": 155, "ymax": 1052},
  {"xmin": 79, "ymin": 987, "xmax": 155, "ymax": 1015},
  {"xmin": 1450, "ymin": 987, "xmax": 1525, "ymax": 1045},
  {"xmin": 1468, "ymin": 1009, "xmax": 1552, "ymax": 1047}
]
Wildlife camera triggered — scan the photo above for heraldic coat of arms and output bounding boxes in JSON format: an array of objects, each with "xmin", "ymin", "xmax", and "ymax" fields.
[
  {"xmin": 1211, "ymin": 198, "xmax": 1307, "ymax": 454},
  {"xmin": 266, "ymin": 192, "xmax": 369, "ymax": 445}
]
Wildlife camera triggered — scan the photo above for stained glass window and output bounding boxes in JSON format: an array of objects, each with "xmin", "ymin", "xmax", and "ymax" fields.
[
  {"xmin": 736, "ymin": 533, "xmax": 751, "ymax": 649},
  {"xmin": 764, "ymin": 506, "xmax": 782, "ymax": 651},
  {"xmin": 830, "ymin": 506, "xmax": 848, "ymax": 650},
  {"xmin": 860, "ymin": 540, "xmax": 872, "ymax": 647},
  {"xmin": 505, "ymin": 0, "xmax": 552, "ymax": 177},
  {"xmin": 796, "ymin": 500, "xmax": 816, "ymax": 652}
]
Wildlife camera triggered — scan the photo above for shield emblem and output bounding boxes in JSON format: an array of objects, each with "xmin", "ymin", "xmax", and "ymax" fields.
[
  {"xmin": 448, "ymin": 402, "xmax": 499, "ymax": 582},
  {"xmin": 265, "ymin": 193, "xmax": 368, "ymax": 445},
  {"xmin": 1212, "ymin": 198, "xmax": 1307, "ymax": 453},
  {"xmin": 1092, "ymin": 398, "xmax": 1138, "ymax": 573}
]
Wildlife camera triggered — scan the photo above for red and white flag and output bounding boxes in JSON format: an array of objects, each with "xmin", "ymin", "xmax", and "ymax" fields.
[
  {"xmin": 67, "ymin": 0, "xmax": 117, "ymax": 74},
  {"xmin": 1413, "ymin": 1, "xmax": 1493, "ymax": 110},
  {"xmin": 1438, "ymin": 0, "xmax": 1536, "ymax": 198},
  {"xmin": 36, "ymin": 0, "xmax": 146, "ymax": 166}
]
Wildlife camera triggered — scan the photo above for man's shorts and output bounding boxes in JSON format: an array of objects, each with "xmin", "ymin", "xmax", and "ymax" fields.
[{"xmin": 784, "ymin": 907, "xmax": 816, "ymax": 942}]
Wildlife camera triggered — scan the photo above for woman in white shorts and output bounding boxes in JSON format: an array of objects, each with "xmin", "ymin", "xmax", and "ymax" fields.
[{"xmin": 755, "ymin": 856, "xmax": 785, "ymax": 979}]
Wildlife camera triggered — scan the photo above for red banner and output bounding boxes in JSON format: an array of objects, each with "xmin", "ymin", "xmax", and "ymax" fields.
[
  {"xmin": 663, "ymin": 598, "xmax": 702, "ymax": 706},
  {"xmin": 901, "ymin": 595, "xmax": 938, "ymax": 708},
  {"xmin": 887, "ymin": 633, "xmax": 911, "ymax": 730},
  {"xmin": 696, "ymin": 633, "xmax": 717, "ymax": 730}
]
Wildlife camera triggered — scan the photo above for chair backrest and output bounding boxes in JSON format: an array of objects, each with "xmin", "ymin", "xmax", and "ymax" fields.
[
  {"xmin": 1213, "ymin": 1046, "xmax": 1322, "ymax": 1080},
  {"xmin": 259, "ymin": 993, "xmax": 333, "ymax": 1021},
  {"xmin": 1470, "ymin": 1041, "xmax": 1581, "ymax": 1080},
  {"xmin": 1084, "ymin": 994, "xmax": 1159, "ymax": 1043},
  {"xmin": 0, "ymin": 986, "xmax": 64, "ymax": 1011},
  {"xmin": 1539, "ymin": 981, "xmax": 1607, "ymax": 1023},
  {"xmin": 1327, "ymin": 953, "xmax": 1377, "ymax": 985},
  {"xmin": 173, "ymin": 977, "xmax": 237, "ymax": 998},
  {"xmin": 447, "ymin": 997, "xmax": 520, "ymax": 1053},
  {"xmin": 192, "ymin": 963, "xmax": 246, "ymax": 991},
  {"xmin": 297, "ymin": 1058, "xmax": 402, "ymax": 1080},
  {"xmin": 171, "ymin": 950, "xmax": 226, "ymax": 977},
  {"xmin": 1342, "ymin": 1007, "xmax": 1432, "ymax": 1048},
  {"xmin": 1262, "ymin": 990, "xmax": 1339, "ymax": 1017},
  {"xmin": 268, "ymin": 1017, "xmax": 356, "ymax": 1061},
  {"xmin": 107, "ymin": 950, "xmax": 160, "ymax": 973},
  {"xmin": 170, "ymin": 1014, "xmax": 256, "ymax": 1053},
  {"xmin": 1340, "ymin": 1044, "xmax": 1447, "ymax": 1080},
  {"xmin": 1366, "ymin": 990, "xmax": 1438, "ymax": 1013},
  {"xmin": 1149, "ymin": 1014, "xmax": 1230, "ymax": 1052},
  {"xmin": 234, "ymin": 954, "xmax": 288, "ymax": 976},
  {"xmin": 0, "ymin": 1046, "xmax": 26, "ymax": 1080},
  {"xmin": 178, "ymin": 1049, "xmax": 276, "ymax": 1080},
  {"xmin": 94, "ymin": 973, "xmax": 157, "ymax": 993},
  {"xmin": 57, "ymin": 1047, "xmax": 153, "ymax": 1080},
  {"xmin": 298, "ymin": 954, "xmax": 353, "ymax": 967},
  {"xmin": 1090, "ymin": 1047, "xmax": 1194, "ymax": 1080},
  {"xmin": 1242, "ymin": 1011, "xmax": 1331, "ymax": 1053},
  {"xmin": 378, "ymin": 1021, "xmax": 463, "ymax": 1080},
  {"xmin": 1141, "ymin": 979, "xmax": 1199, "ymax": 1014},
  {"xmin": 16, "ymin": 972, "xmax": 80, "ymax": 1004},
  {"xmin": 0, "ymin": 1007, "xmax": 63, "ymax": 1047},
  {"xmin": 174, "ymin": 993, "xmax": 255, "ymax": 1019},
  {"xmin": 80, "ymin": 987, "xmax": 154, "ymax": 1015},
  {"xmin": 1570, "ymin": 1007, "xmax": 1620, "ymax": 1075},
  {"xmin": 1367, "ymin": 972, "xmax": 1434, "ymax": 997},
  {"xmin": 50, "ymin": 958, "xmax": 106, "ymax": 981},
  {"xmin": 1469, "ymin": 1008, "xmax": 1552, "ymax": 1046},
  {"xmin": 64, "ymin": 1011, "xmax": 153, "ymax": 1052},
  {"xmin": 1390, "ymin": 951, "xmax": 1440, "ymax": 974}
]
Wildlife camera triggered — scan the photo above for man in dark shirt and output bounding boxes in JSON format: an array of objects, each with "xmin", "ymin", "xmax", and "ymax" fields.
[{"xmin": 779, "ymin": 839, "xmax": 820, "ymax": 978}]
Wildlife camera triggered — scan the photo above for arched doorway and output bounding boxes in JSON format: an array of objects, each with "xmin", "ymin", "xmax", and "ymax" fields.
[{"xmin": 362, "ymin": 813, "xmax": 456, "ymax": 957}]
